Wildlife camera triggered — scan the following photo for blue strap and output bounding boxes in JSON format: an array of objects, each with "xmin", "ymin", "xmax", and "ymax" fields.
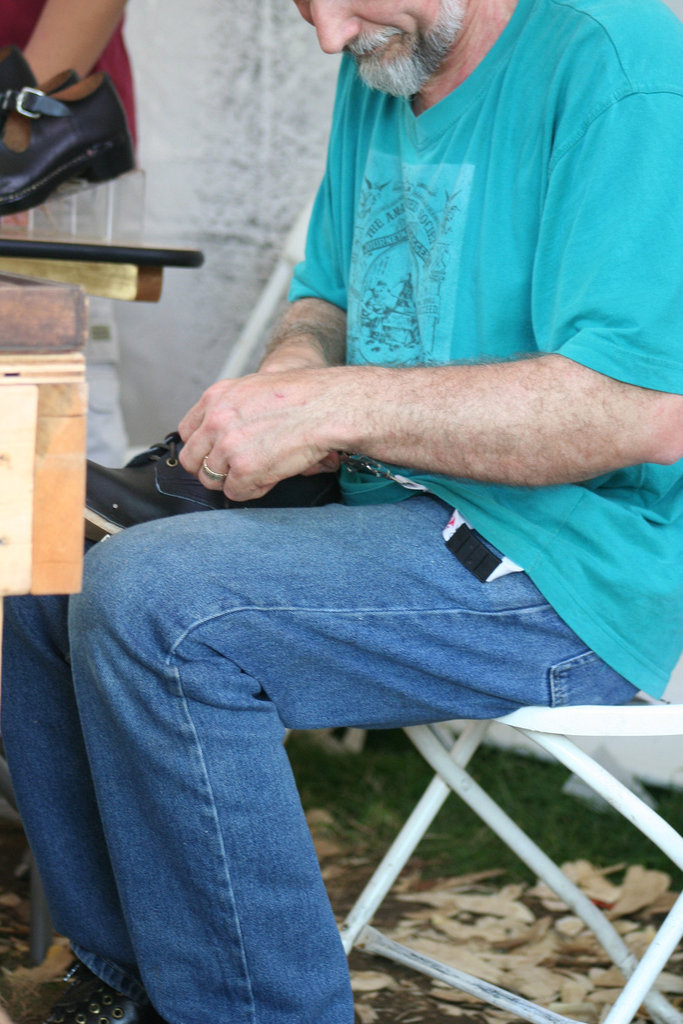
[{"xmin": 1, "ymin": 87, "xmax": 71, "ymax": 119}]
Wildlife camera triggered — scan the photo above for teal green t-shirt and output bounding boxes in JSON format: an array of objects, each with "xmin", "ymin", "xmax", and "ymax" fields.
[{"xmin": 289, "ymin": 0, "xmax": 683, "ymax": 696}]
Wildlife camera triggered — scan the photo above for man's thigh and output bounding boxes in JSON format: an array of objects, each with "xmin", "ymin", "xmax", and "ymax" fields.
[{"xmin": 78, "ymin": 494, "xmax": 636, "ymax": 729}]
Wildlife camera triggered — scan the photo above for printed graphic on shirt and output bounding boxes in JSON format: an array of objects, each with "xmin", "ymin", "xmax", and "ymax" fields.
[{"xmin": 347, "ymin": 158, "xmax": 474, "ymax": 366}]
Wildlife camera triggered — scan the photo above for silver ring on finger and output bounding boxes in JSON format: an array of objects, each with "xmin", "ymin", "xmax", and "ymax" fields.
[{"xmin": 202, "ymin": 456, "xmax": 227, "ymax": 483}]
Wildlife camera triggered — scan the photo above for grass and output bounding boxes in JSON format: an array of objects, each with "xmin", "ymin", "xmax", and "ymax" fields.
[{"xmin": 287, "ymin": 728, "xmax": 683, "ymax": 888}]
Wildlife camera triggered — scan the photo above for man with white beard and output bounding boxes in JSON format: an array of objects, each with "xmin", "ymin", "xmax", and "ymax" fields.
[{"xmin": 3, "ymin": 1, "xmax": 683, "ymax": 1023}]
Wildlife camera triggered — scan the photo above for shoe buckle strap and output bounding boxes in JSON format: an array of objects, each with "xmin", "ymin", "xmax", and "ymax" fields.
[{"xmin": 2, "ymin": 86, "xmax": 71, "ymax": 119}]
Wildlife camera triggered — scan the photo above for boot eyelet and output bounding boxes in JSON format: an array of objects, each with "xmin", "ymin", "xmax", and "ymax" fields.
[
  {"xmin": 89, "ymin": 1005, "xmax": 100, "ymax": 1014},
  {"xmin": 166, "ymin": 457, "xmax": 178, "ymax": 467},
  {"xmin": 102, "ymin": 995, "xmax": 113, "ymax": 1006},
  {"xmin": 99, "ymin": 1018, "xmax": 110, "ymax": 1024},
  {"xmin": 75, "ymin": 1015, "xmax": 87, "ymax": 1024},
  {"xmin": 112, "ymin": 1009, "xmax": 125, "ymax": 1020}
]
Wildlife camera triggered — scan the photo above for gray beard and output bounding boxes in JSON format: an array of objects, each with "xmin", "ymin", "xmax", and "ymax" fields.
[{"xmin": 348, "ymin": 0, "xmax": 465, "ymax": 97}]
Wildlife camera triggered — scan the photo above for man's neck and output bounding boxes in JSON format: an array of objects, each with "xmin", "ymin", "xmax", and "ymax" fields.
[{"xmin": 413, "ymin": 0, "xmax": 518, "ymax": 114}]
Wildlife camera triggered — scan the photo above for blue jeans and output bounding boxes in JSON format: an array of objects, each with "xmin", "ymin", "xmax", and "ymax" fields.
[{"xmin": 1, "ymin": 495, "xmax": 636, "ymax": 1024}]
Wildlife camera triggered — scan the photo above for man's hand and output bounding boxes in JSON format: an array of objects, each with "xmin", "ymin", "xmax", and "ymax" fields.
[
  {"xmin": 178, "ymin": 296, "xmax": 349, "ymax": 500},
  {"xmin": 178, "ymin": 368, "xmax": 347, "ymax": 502}
]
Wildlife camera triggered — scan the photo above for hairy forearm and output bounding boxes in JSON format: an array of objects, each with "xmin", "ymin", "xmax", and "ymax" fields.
[
  {"xmin": 23, "ymin": 0, "xmax": 128, "ymax": 81},
  {"xmin": 179, "ymin": 344, "xmax": 682, "ymax": 502},
  {"xmin": 330, "ymin": 355, "xmax": 683, "ymax": 485},
  {"xmin": 260, "ymin": 303, "xmax": 681, "ymax": 482},
  {"xmin": 260, "ymin": 297, "xmax": 347, "ymax": 372}
]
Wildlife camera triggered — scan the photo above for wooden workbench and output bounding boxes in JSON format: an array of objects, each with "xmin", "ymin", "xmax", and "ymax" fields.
[{"xmin": 0, "ymin": 274, "xmax": 87, "ymax": 671}]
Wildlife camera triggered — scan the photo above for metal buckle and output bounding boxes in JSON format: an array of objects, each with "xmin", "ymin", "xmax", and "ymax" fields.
[
  {"xmin": 15, "ymin": 87, "xmax": 45, "ymax": 119},
  {"xmin": 340, "ymin": 452, "xmax": 428, "ymax": 491},
  {"xmin": 340, "ymin": 453, "xmax": 389, "ymax": 479}
]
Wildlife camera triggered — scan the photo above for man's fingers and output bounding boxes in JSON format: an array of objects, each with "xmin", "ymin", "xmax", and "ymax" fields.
[{"xmin": 177, "ymin": 402, "xmax": 205, "ymax": 443}]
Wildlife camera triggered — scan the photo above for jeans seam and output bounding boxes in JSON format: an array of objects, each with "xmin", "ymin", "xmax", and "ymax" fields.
[
  {"xmin": 168, "ymin": 664, "xmax": 257, "ymax": 1023},
  {"xmin": 165, "ymin": 603, "xmax": 551, "ymax": 664}
]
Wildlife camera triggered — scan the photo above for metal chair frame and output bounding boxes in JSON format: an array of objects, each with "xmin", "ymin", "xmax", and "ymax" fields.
[{"xmin": 340, "ymin": 703, "xmax": 683, "ymax": 1024}]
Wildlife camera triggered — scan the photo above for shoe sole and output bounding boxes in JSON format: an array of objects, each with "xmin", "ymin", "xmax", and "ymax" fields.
[
  {"xmin": 84, "ymin": 506, "xmax": 123, "ymax": 542},
  {"xmin": 0, "ymin": 135, "xmax": 134, "ymax": 215}
]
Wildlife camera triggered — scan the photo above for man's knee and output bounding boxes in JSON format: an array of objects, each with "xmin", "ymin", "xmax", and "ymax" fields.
[{"xmin": 71, "ymin": 524, "xmax": 171, "ymax": 636}]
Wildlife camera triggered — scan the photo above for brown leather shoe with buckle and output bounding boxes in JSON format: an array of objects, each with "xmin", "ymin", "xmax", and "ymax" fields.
[{"xmin": 44, "ymin": 962, "xmax": 165, "ymax": 1024}]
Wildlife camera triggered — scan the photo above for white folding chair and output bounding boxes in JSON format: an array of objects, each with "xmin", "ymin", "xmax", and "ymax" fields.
[{"xmin": 340, "ymin": 701, "xmax": 683, "ymax": 1024}]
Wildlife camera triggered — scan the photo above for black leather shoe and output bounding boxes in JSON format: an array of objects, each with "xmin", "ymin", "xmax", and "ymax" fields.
[
  {"xmin": 0, "ymin": 70, "xmax": 134, "ymax": 214},
  {"xmin": 0, "ymin": 45, "xmax": 35, "ymax": 90},
  {"xmin": 44, "ymin": 961, "xmax": 165, "ymax": 1024},
  {"xmin": 0, "ymin": 47, "xmax": 78, "ymax": 101},
  {"xmin": 0, "ymin": 65, "xmax": 79, "ymax": 127},
  {"xmin": 0, "ymin": 46, "xmax": 35, "ymax": 132},
  {"xmin": 0, "ymin": 46, "xmax": 79, "ymax": 92},
  {"xmin": 85, "ymin": 432, "xmax": 340, "ymax": 541}
]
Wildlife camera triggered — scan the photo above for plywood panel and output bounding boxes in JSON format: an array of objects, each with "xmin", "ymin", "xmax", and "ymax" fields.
[
  {"xmin": 0, "ymin": 354, "xmax": 86, "ymax": 596},
  {"xmin": 31, "ymin": 380, "xmax": 87, "ymax": 594},
  {"xmin": 0, "ymin": 386, "xmax": 38, "ymax": 596}
]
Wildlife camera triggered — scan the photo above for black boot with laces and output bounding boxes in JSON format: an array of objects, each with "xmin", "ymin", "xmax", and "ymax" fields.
[
  {"xmin": 85, "ymin": 431, "xmax": 340, "ymax": 541},
  {"xmin": 44, "ymin": 961, "xmax": 165, "ymax": 1024},
  {"xmin": 85, "ymin": 431, "xmax": 228, "ymax": 540}
]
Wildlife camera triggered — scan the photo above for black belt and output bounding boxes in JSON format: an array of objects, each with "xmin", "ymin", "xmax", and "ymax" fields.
[{"xmin": 445, "ymin": 523, "xmax": 502, "ymax": 582}]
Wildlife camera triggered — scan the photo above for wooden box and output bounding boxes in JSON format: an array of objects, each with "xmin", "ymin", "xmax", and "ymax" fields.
[{"xmin": 0, "ymin": 276, "xmax": 87, "ymax": 598}]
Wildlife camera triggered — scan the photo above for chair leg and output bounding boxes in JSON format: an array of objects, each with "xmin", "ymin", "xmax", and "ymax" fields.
[
  {"xmin": 340, "ymin": 721, "xmax": 490, "ymax": 953},
  {"xmin": 602, "ymin": 892, "xmax": 683, "ymax": 1024},
  {"xmin": 518, "ymin": 729, "xmax": 683, "ymax": 1024},
  {"xmin": 358, "ymin": 924, "xmax": 576, "ymax": 1024},
  {"xmin": 401, "ymin": 724, "xmax": 682, "ymax": 1024}
]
